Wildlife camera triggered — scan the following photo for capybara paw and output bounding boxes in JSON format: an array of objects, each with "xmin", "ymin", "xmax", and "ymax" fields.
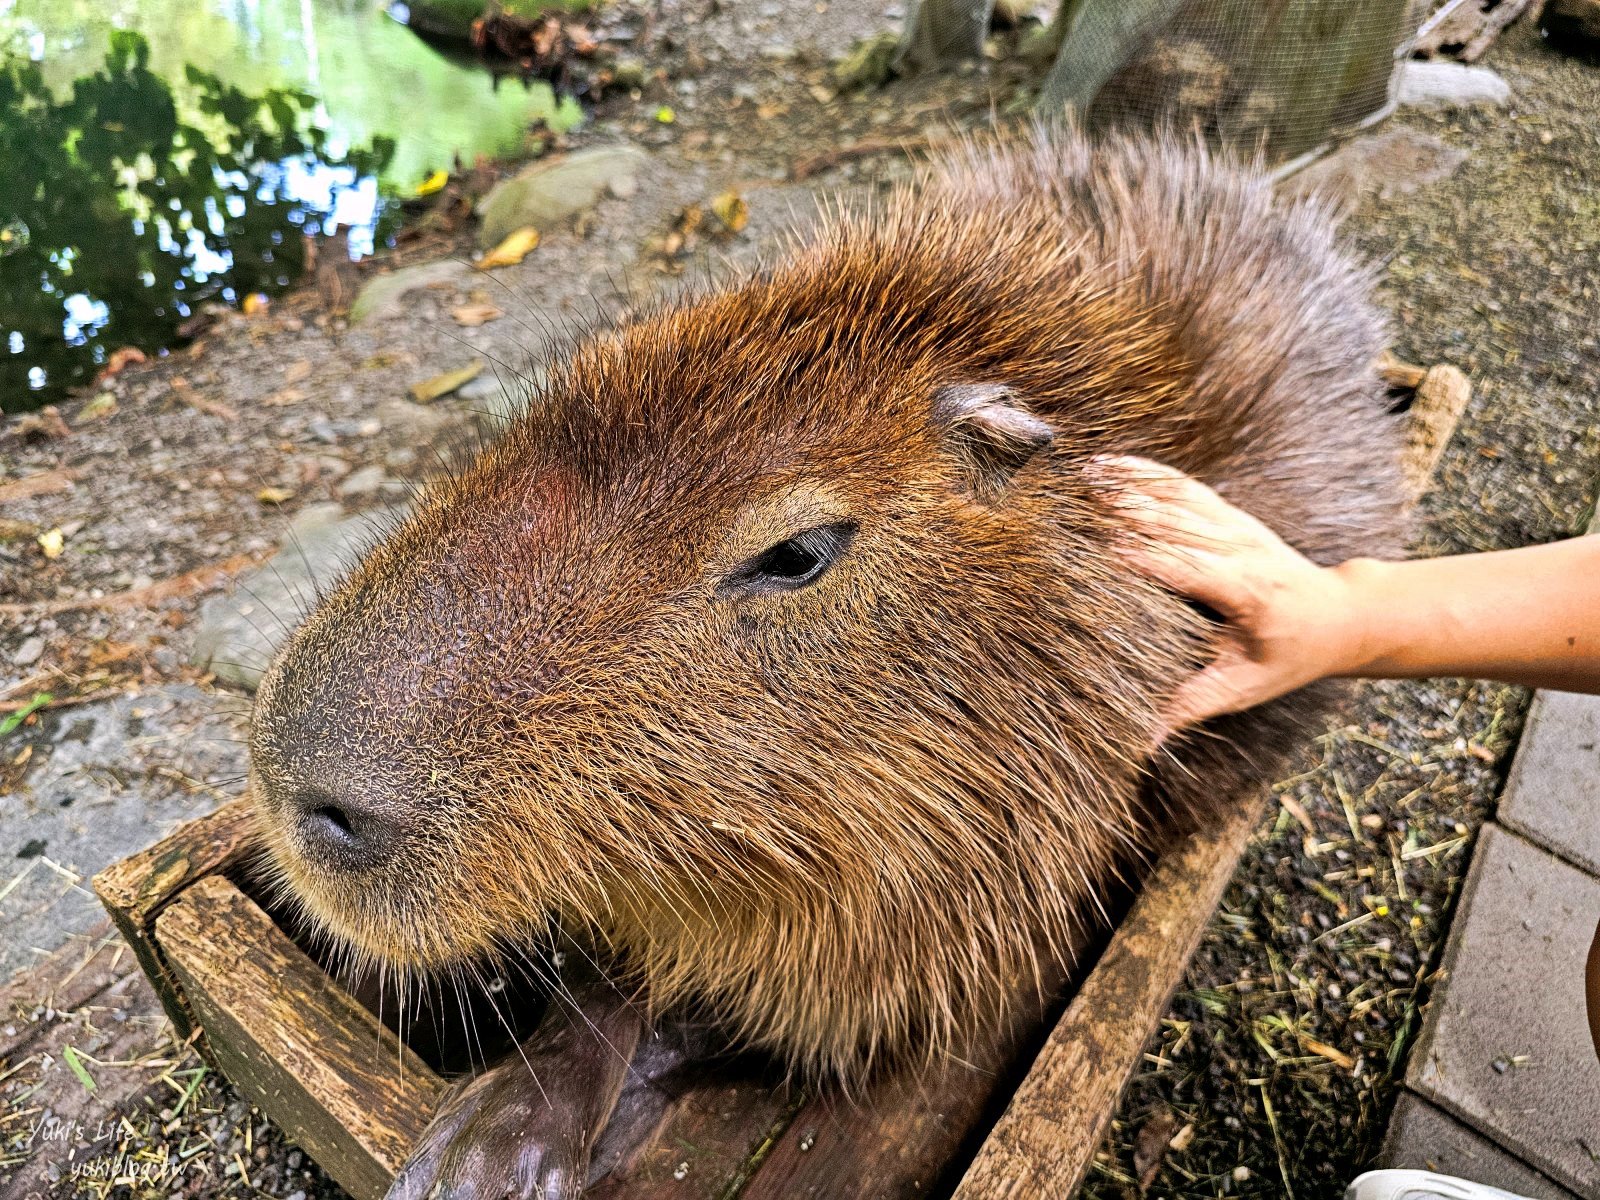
[{"xmin": 385, "ymin": 1073, "xmax": 593, "ymax": 1200}]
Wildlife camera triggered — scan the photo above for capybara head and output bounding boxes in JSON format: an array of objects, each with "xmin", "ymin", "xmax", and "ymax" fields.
[{"xmin": 251, "ymin": 130, "xmax": 1405, "ymax": 1081}]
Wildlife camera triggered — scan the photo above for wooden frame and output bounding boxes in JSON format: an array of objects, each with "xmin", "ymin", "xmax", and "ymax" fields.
[
  {"xmin": 92, "ymin": 792, "xmax": 1259, "ymax": 1200},
  {"xmin": 92, "ymin": 362, "xmax": 1465, "ymax": 1200}
]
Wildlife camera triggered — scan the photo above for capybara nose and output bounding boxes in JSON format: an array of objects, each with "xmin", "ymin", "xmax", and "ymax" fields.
[{"xmin": 291, "ymin": 788, "xmax": 397, "ymax": 871}]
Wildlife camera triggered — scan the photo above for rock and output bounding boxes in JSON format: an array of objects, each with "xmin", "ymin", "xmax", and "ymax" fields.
[
  {"xmin": 13, "ymin": 635, "xmax": 45, "ymax": 667},
  {"xmin": 336, "ymin": 464, "xmax": 389, "ymax": 499},
  {"xmin": 190, "ymin": 503, "xmax": 404, "ymax": 690},
  {"xmin": 461, "ymin": 367, "xmax": 541, "ymax": 428},
  {"xmin": 1285, "ymin": 128, "xmax": 1469, "ymax": 206},
  {"xmin": 832, "ymin": 32, "xmax": 899, "ymax": 91},
  {"xmin": 611, "ymin": 57, "xmax": 648, "ymax": 89},
  {"xmin": 373, "ymin": 397, "xmax": 455, "ymax": 441},
  {"xmin": 349, "ymin": 260, "xmax": 473, "ymax": 325},
  {"xmin": 1396, "ymin": 61, "xmax": 1512, "ymax": 111},
  {"xmin": 1541, "ymin": 0, "xmax": 1600, "ymax": 52},
  {"xmin": 477, "ymin": 146, "xmax": 649, "ymax": 249},
  {"xmin": 0, "ymin": 684, "xmax": 243, "ymax": 978}
]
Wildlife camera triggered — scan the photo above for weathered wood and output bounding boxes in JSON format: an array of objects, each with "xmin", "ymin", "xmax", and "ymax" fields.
[
  {"xmin": 1379, "ymin": 351, "xmax": 1430, "ymax": 391},
  {"xmin": 743, "ymin": 947, "xmax": 1084, "ymax": 1200},
  {"xmin": 91, "ymin": 797, "xmax": 258, "ymax": 1042},
  {"xmin": 1403, "ymin": 364, "xmax": 1472, "ymax": 491},
  {"xmin": 1413, "ymin": 0, "xmax": 1535, "ymax": 60},
  {"xmin": 586, "ymin": 1076, "xmax": 800, "ymax": 1199},
  {"xmin": 154, "ymin": 875, "xmax": 447, "ymax": 1200},
  {"xmin": 0, "ymin": 927, "xmax": 173, "ymax": 1200},
  {"xmin": 949, "ymin": 793, "xmax": 1266, "ymax": 1200}
]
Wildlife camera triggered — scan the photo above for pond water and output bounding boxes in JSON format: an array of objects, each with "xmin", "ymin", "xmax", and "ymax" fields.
[{"xmin": 0, "ymin": 0, "xmax": 582, "ymax": 411}]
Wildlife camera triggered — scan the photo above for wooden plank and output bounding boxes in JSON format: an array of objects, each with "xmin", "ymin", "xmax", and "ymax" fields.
[
  {"xmin": 949, "ymin": 793, "xmax": 1267, "ymax": 1200},
  {"xmin": 1403, "ymin": 365, "xmax": 1472, "ymax": 495},
  {"xmin": 154, "ymin": 874, "xmax": 447, "ymax": 1200},
  {"xmin": 91, "ymin": 797, "xmax": 258, "ymax": 1042},
  {"xmin": 587, "ymin": 1076, "xmax": 801, "ymax": 1199},
  {"xmin": 0, "ymin": 928, "xmax": 173, "ymax": 1200},
  {"xmin": 740, "ymin": 921, "xmax": 1101, "ymax": 1200}
]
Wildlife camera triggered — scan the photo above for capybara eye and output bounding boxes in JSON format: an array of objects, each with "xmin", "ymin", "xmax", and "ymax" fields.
[{"xmin": 721, "ymin": 521, "xmax": 857, "ymax": 597}]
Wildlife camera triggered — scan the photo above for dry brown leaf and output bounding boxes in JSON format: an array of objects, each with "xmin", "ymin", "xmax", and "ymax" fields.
[
  {"xmin": 97, "ymin": 346, "xmax": 147, "ymax": 381},
  {"xmin": 262, "ymin": 386, "xmax": 306, "ymax": 407},
  {"xmin": 451, "ymin": 303, "xmax": 505, "ymax": 327},
  {"xmin": 11, "ymin": 406, "xmax": 71, "ymax": 441},
  {"xmin": 283, "ymin": 359, "xmax": 313, "ymax": 384},
  {"xmin": 1132, "ymin": 1109, "xmax": 1178, "ymax": 1192},
  {"xmin": 0, "ymin": 469, "xmax": 77, "ymax": 504}
]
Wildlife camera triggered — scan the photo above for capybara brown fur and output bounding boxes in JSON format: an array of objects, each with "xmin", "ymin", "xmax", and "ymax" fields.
[{"xmin": 250, "ymin": 128, "xmax": 1408, "ymax": 1089}]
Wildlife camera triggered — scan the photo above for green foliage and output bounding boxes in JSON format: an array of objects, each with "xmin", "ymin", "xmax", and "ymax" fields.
[{"xmin": 0, "ymin": 31, "xmax": 395, "ymax": 409}]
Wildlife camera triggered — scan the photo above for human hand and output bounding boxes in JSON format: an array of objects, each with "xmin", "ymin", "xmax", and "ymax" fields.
[{"xmin": 1090, "ymin": 456, "xmax": 1377, "ymax": 740}]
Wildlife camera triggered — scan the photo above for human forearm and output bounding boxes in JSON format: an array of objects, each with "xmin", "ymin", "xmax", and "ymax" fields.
[{"xmin": 1337, "ymin": 537, "xmax": 1600, "ymax": 694}]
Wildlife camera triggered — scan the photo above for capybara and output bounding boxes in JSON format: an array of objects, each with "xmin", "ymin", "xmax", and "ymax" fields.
[{"xmin": 250, "ymin": 127, "xmax": 1407, "ymax": 1196}]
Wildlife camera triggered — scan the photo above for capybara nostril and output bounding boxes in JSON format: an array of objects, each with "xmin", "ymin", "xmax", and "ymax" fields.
[{"xmin": 291, "ymin": 789, "xmax": 396, "ymax": 871}]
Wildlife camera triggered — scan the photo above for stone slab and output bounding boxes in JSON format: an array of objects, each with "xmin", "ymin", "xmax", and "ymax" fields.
[
  {"xmin": 0, "ymin": 684, "xmax": 241, "ymax": 981},
  {"xmin": 1408, "ymin": 823, "xmax": 1600, "ymax": 1198},
  {"xmin": 1383, "ymin": 1091, "xmax": 1578, "ymax": 1199},
  {"xmin": 189, "ymin": 502, "xmax": 405, "ymax": 691},
  {"xmin": 1500, "ymin": 690, "xmax": 1600, "ymax": 876}
]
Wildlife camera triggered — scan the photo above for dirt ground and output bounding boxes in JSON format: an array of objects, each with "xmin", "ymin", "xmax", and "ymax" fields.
[
  {"xmin": 2, "ymin": 4, "xmax": 1597, "ymax": 1198},
  {"xmin": 1086, "ymin": 21, "xmax": 1600, "ymax": 1200}
]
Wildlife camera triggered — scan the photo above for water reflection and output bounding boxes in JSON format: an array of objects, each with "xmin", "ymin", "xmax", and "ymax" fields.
[{"xmin": 0, "ymin": 1, "xmax": 581, "ymax": 411}]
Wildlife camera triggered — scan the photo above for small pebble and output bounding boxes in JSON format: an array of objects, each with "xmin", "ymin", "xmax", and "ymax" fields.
[{"xmin": 13, "ymin": 635, "xmax": 45, "ymax": 666}]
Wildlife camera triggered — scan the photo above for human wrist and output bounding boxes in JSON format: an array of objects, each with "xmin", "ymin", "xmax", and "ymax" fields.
[{"xmin": 1324, "ymin": 556, "xmax": 1397, "ymax": 679}]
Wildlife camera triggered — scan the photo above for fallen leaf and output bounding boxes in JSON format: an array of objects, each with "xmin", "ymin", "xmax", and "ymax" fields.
[
  {"xmin": 0, "ymin": 469, "xmax": 77, "ymax": 504},
  {"xmin": 37, "ymin": 528, "xmax": 65, "ymax": 559},
  {"xmin": 97, "ymin": 346, "xmax": 147, "ymax": 381},
  {"xmin": 711, "ymin": 190, "xmax": 749, "ymax": 234},
  {"xmin": 408, "ymin": 361, "xmax": 484, "ymax": 404},
  {"xmin": 1133, "ymin": 1109, "xmax": 1178, "ymax": 1192},
  {"xmin": 75, "ymin": 392, "xmax": 118, "ymax": 423},
  {"xmin": 0, "ymin": 693, "xmax": 53, "ymax": 737},
  {"xmin": 1169, "ymin": 1123, "xmax": 1195, "ymax": 1152},
  {"xmin": 283, "ymin": 359, "xmax": 313, "ymax": 384},
  {"xmin": 242, "ymin": 292, "xmax": 271, "ymax": 316},
  {"xmin": 412, "ymin": 168, "xmax": 449, "ymax": 198},
  {"xmin": 257, "ymin": 486, "xmax": 294, "ymax": 505},
  {"xmin": 179, "ymin": 391, "xmax": 241, "ymax": 421},
  {"xmin": 476, "ymin": 227, "xmax": 541, "ymax": 270},
  {"xmin": 451, "ymin": 302, "xmax": 505, "ymax": 327},
  {"xmin": 262, "ymin": 386, "xmax": 306, "ymax": 407}
]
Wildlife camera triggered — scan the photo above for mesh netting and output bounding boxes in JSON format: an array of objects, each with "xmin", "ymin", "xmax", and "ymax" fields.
[{"xmin": 1041, "ymin": 0, "xmax": 1428, "ymax": 165}]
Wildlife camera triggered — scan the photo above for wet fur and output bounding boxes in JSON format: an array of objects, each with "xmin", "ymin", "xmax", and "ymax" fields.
[{"xmin": 251, "ymin": 129, "xmax": 1407, "ymax": 1085}]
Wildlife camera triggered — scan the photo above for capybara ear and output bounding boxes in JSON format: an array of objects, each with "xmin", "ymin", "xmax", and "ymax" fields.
[{"xmin": 931, "ymin": 383, "xmax": 1055, "ymax": 500}]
